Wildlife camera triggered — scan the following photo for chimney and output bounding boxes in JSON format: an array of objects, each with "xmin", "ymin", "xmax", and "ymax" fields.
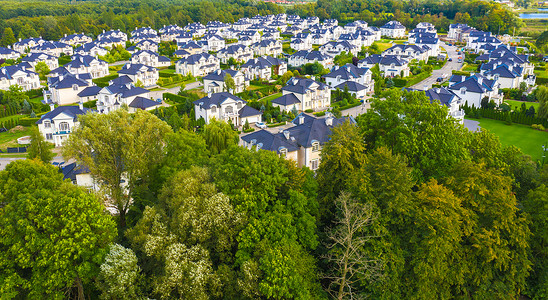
[
  {"xmin": 283, "ymin": 130, "xmax": 290, "ymax": 139},
  {"xmin": 59, "ymin": 75, "xmax": 64, "ymax": 81},
  {"xmin": 299, "ymin": 115, "xmax": 305, "ymax": 124},
  {"xmin": 325, "ymin": 116, "xmax": 333, "ymax": 126},
  {"xmin": 208, "ymin": 90, "xmax": 212, "ymax": 97},
  {"xmin": 49, "ymin": 103, "xmax": 55, "ymax": 111},
  {"xmin": 477, "ymin": 77, "xmax": 483, "ymax": 85},
  {"xmin": 79, "ymin": 101, "xmax": 83, "ymax": 110},
  {"xmin": 509, "ymin": 65, "xmax": 513, "ymax": 72},
  {"xmin": 19, "ymin": 38, "xmax": 21, "ymax": 42}
]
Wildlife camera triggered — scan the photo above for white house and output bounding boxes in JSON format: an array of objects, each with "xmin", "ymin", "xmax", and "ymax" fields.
[
  {"xmin": 241, "ymin": 56, "xmax": 287, "ymax": 80},
  {"xmin": 193, "ymin": 92, "xmax": 262, "ymax": 126},
  {"xmin": 21, "ymin": 52, "xmax": 59, "ymax": 71},
  {"xmin": 74, "ymin": 42, "xmax": 109, "ymax": 58},
  {"xmin": 60, "ymin": 33, "xmax": 92, "ymax": 46},
  {"xmin": 0, "ymin": 65, "xmax": 40, "ymax": 91},
  {"xmin": 95, "ymin": 77, "xmax": 151, "ymax": 113},
  {"xmin": 13, "ymin": 37, "xmax": 46, "ymax": 53},
  {"xmin": 0, "ymin": 47, "xmax": 21, "ymax": 60},
  {"xmin": 322, "ymin": 63, "xmax": 374, "ymax": 94},
  {"xmin": 448, "ymin": 74, "xmax": 502, "ymax": 108},
  {"xmin": 64, "ymin": 55, "xmax": 109, "ymax": 79},
  {"xmin": 380, "ymin": 21, "xmax": 406, "ymax": 38},
  {"xmin": 131, "ymin": 50, "xmax": 171, "ymax": 68},
  {"xmin": 251, "ymin": 39, "xmax": 282, "ymax": 57},
  {"xmin": 45, "ymin": 73, "xmax": 91, "ymax": 105},
  {"xmin": 36, "ymin": 103, "xmax": 92, "ymax": 147},
  {"xmin": 378, "ymin": 55, "xmax": 410, "ymax": 77},
  {"xmin": 289, "ymin": 50, "xmax": 333, "ymax": 69},
  {"xmin": 175, "ymin": 53, "xmax": 220, "ymax": 77},
  {"xmin": 30, "ymin": 41, "xmax": 73, "ymax": 57},
  {"xmin": 216, "ymin": 44, "xmax": 253, "ymax": 64},
  {"xmin": 424, "ymin": 87, "xmax": 465, "ymax": 123},
  {"xmin": 98, "ymin": 30, "xmax": 128, "ymax": 42},
  {"xmin": 203, "ymin": 69, "xmax": 248, "ymax": 94},
  {"xmin": 319, "ymin": 41, "xmax": 358, "ymax": 57},
  {"xmin": 279, "ymin": 77, "xmax": 331, "ymax": 112},
  {"xmin": 383, "ymin": 44, "xmax": 429, "ymax": 62},
  {"xmin": 118, "ymin": 63, "xmax": 159, "ymax": 88},
  {"xmin": 201, "ymin": 34, "xmax": 226, "ymax": 52}
]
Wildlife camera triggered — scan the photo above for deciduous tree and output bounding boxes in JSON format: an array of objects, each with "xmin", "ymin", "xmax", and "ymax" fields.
[{"xmin": 27, "ymin": 126, "xmax": 54, "ymax": 163}]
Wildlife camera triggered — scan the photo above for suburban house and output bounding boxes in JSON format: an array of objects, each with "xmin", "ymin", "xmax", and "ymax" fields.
[
  {"xmin": 378, "ymin": 55, "xmax": 410, "ymax": 77},
  {"xmin": 203, "ymin": 69, "xmax": 248, "ymax": 94},
  {"xmin": 201, "ymin": 34, "xmax": 226, "ymax": 52},
  {"xmin": 61, "ymin": 162, "xmax": 96, "ymax": 191},
  {"xmin": 21, "ymin": 52, "xmax": 59, "ymax": 70},
  {"xmin": 414, "ymin": 37, "xmax": 440, "ymax": 57},
  {"xmin": 0, "ymin": 47, "xmax": 20, "ymax": 60},
  {"xmin": 36, "ymin": 103, "xmax": 92, "ymax": 147},
  {"xmin": 193, "ymin": 92, "xmax": 262, "ymax": 126},
  {"xmin": 291, "ymin": 33, "xmax": 313, "ymax": 51},
  {"xmin": 241, "ymin": 56, "xmax": 288, "ymax": 80},
  {"xmin": 319, "ymin": 41, "xmax": 358, "ymax": 57},
  {"xmin": 380, "ymin": 21, "xmax": 406, "ymax": 38},
  {"xmin": 74, "ymin": 42, "xmax": 109, "ymax": 57},
  {"xmin": 178, "ymin": 41, "xmax": 206, "ymax": 55},
  {"xmin": 127, "ymin": 39, "xmax": 159, "ymax": 53},
  {"xmin": 289, "ymin": 50, "xmax": 334, "ymax": 68},
  {"xmin": 159, "ymin": 24, "xmax": 185, "ymax": 41},
  {"xmin": 63, "ymin": 55, "xmax": 109, "ymax": 79},
  {"xmin": 333, "ymin": 81, "xmax": 370, "ymax": 98},
  {"xmin": 45, "ymin": 73, "xmax": 91, "ymax": 105},
  {"xmin": 29, "ymin": 41, "xmax": 73, "ymax": 57},
  {"xmin": 175, "ymin": 53, "xmax": 220, "ymax": 77},
  {"xmin": 60, "ymin": 33, "xmax": 92, "ymax": 46},
  {"xmin": 240, "ymin": 113, "xmax": 355, "ymax": 170},
  {"xmin": 98, "ymin": 29, "xmax": 128, "ymax": 42},
  {"xmin": 173, "ymin": 32, "xmax": 193, "ymax": 44},
  {"xmin": 448, "ymin": 74, "xmax": 502, "ymax": 108},
  {"xmin": 383, "ymin": 44, "xmax": 429, "ymax": 62},
  {"xmin": 251, "ymin": 39, "xmax": 283, "ymax": 57},
  {"xmin": 344, "ymin": 20, "xmax": 368, "ymax": 33},
  {"xmin": 118, "ymin": 63, "xmax": 159, "ymax": 88},
  {"xmin": 476, "ymin": 45, "xmax": 535, "ymax": 77},
  {"xmin": 276, "ymin": 77, "xmax": 331, "ymax": 112},
  {"xmin": 94, "ymin": 77, "xmax": 151, "ymax": 113},
  {"xmin": 95, "ymin": 37, "xmax": 126, "ymax": 49},
  {"xmin": 448, "ymin": 24, "xmax": 476, "ymax": 42},
  {"xmin": 233, "ymin": 19, "xmax": 252, "ymax": 31},
  {"xmin": 424, "ymin": 87, "xmax": 465, "ymax": 123},
  {"xmin": 239, "ymin": 31, "xmax": 262, "ymax": 44},
  {"xmin": 130, "ymin": 50, "xmax": 171, "ymax": 68},
  {"xmin": 322, "ymin": 63, "xmax": 374, "ymax": 95},
  {"xmin": 13, "ymin": 37, "xmax": 46, "ymax": 53},
  {"xmin": 216, "ymin": 44, "xmax": 254, "ymax": 64},
  {"xmin": 0, "ymin": 65, "xmax": 40, "ymax": 91}
]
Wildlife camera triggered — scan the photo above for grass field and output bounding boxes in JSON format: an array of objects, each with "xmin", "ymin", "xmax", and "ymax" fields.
[
  {"xmin": 504, "ymin": 100, "xmax": 539, "ymax": 111},
  {"xmin": 260, "ymin": 92, "xmax": 282, "ymax": 103},
  {"xmin": 472, "ymin": 117, "xmax": 548, "ymax": 161},
  {"xmin": 247, "ymin": 84, "xmax": 265, "ymax": 91},
  {"xmin": 461, "ymin": 63, "xmax": 479, "ymax": 72},
  {"xmin": 0, "ymin": 127, "xmax": 31, "ymax": 151},
  {"xmin": 374, "ymin": 42, "xmax": 393, "ymax": 52}
]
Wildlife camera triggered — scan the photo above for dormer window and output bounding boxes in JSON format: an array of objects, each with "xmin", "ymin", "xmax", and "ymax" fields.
[
  {"xmin": 73, "ymin": 84, "xmax": 78, "ymax": 91},
  {"xmin": 460, "ymin": 87, "xmax": 466, "ymax": 95},
  {"xmin": 279, "ymin": 148, "xmax": 287, "ymax": 157},
  {"xmin": 312, "ymin": 142, "xmax": 320, "ymax": 152}
]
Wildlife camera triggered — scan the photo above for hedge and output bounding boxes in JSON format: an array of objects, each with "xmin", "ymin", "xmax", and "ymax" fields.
[
  {"xmin": 267, "ymin": 122, "xmax": 286, "ymax": 128},
  {"xmin": 536, "ymin": 77, "xmax": 548, "ymax": 85},
  {"xmin": 83, "ymin": 100, "xmax": 98, "ymax": 108},
  {"xmin": 93, "ymin": 74, "xmax": 119, "ymax": 87},
  {"xmin": 452, "ymin": 70, "xmax": 471, "ymax": 76},
  {"xmin": 18, "ymin": 117, "xmax": 40, "ymax": 126},
  {"xmin": 393, "ymin": 78, "xmax": 407, "ymax": 87},
  {"xmin": 464, "ymin": 106, "xmax": 548, "ymax": 128}
]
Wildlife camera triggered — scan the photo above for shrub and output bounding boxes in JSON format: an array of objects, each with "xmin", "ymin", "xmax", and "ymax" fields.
[{"xmin": 304, "ymin": 109, "xmax": 313, "ymax": 113}]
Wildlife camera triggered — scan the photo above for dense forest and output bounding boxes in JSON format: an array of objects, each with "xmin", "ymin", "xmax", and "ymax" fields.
[
  {"xmin": 1, "ymin": 90, "xmax": 547, "ymax": 299},
  {"xmin": 0, "ymin": 0, "xmax": 522, "ymax": 43}
]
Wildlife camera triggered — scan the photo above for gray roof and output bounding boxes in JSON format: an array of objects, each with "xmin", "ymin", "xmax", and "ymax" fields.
[{"xmin": 36, "ymin": 105, "xmax": 93, "ymax": 124}]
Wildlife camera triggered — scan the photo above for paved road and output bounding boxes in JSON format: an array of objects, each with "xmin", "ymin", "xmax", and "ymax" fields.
[
  {"xmin": 109, "ymin": 60, "xmax": 130, "ymax": 67},
  {"xmin": 411, "ymin": 43, "xmax": 464, "ymax": 90},
  {"xmin": 0, "ymin": 155, "xmax": 66, "ymax": 171}
]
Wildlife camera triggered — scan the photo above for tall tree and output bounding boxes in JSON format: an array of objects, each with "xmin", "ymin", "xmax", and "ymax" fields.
[
  {"xmin": 224, "ymin": 74, "xmax": 236, "ymax": 93},
  {"xmin": 0, "ymin": 27, "xmax": 16, "ymax": 47},
  {"xmin": 63, "ymin": 109, "xmax": 172, "ymax": 230},
  {"xmin": 27, "ymin": 126, "xmax": 55, "ymax": 163},
  {"xmin": 202, "ymin": 119, "xmax": 239, "ymax": 155},
  {"xmin": 96, "ymin": 244, "xmax": 141, "ymax": 299},
  {"xmin": 0, "ymin": 160, "xmax": 116, "ymax": 299},
  {"xmin": 537, "ymin": 85, "xmax": 548, "ymax": 119}
]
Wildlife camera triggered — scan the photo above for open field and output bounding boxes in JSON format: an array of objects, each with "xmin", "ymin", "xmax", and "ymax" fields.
[
  {"xmin": 472, "ymin": 117, "xmax": 548, "ymax": 161},
  {"xmin": 0, "ymin": 127, "xmax": 31, "ymax": 151},
  {"xmin": 504, "ymin": 100, "xmax": 540, "ymax": 111}
]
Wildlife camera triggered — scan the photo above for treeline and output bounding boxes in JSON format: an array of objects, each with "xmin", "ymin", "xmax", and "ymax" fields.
[
  {"xmin": 1, "ymin": 89, "xmax": 547, "ymax": 299},
  {"xmin": 0, "ymin": 0, "xmax": 521, "ymax": 44},
  {"xmin": 288, "ymin": 0, "xmax": 522, "ymax": 34}
]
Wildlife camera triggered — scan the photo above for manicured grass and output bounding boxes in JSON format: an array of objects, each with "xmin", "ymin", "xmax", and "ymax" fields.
[
  {"xmin": 0, "ymin": 127, "xmax": 31, "ymax": 151},
  {"xmin": 150, "ymin": 87, "xmax": 164, "ymax": 91},
  {"xmin": 504, "ymin": 100, "xmax": 539, "ymax": 111},
  {"xmin": 260, "ymin": 92, "xmax": 282, "ymax": 102},
  {"xmin": 374, "ymin": 42, "xmax": 392, "ymax": 52},
  {"xmin": 472, "ymin": 117, "xmax": 548, "ymax": 161},
  {"xmin": 461, "ymin": 63, "xmax": 478, "ymax": 72},
  {"xmin": 247, "ymin": 84, "xmax": 265, "ymax": 91}
]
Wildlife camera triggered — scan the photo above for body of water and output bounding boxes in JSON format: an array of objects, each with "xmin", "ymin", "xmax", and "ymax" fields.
[{"xmin": 519, "ymin": 13, "xmax": 548, "ymax": 19}]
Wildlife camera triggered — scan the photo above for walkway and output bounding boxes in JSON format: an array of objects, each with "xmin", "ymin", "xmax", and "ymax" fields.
[{"xmin": 410, "ymin": 43, "xmax": 464, "ymax": 90}]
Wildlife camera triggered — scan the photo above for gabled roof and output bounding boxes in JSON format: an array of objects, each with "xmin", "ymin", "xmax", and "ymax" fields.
[
  {"xmin": 203, "ymin": 69, "xmax": 242, "ymax": 81},
  {"xmin": 271, "ymin": 94, "xmax": 301, "ymax": 106},
  {"xmin": 193, "ymin": 92, "xmax": 246, "ymax": 108},
  {"xmin": 129, "ymin": 96, "xmax": 159, "ymax": 109},
  {"xmin": 238, "ymin": 105, "xmax": 262, "ymax": 117},
  {"xmin": 425, "ymin": 87, "xmax": 461, "ymax": 107},
  {"xmin": 118, "ymin": 63, "xmax": 157, "ymax": 75},
  {"xmin": 381, "ymin": 21, "xmax": 405, "ymax": 29},
  {"xmin": 334, "ymin": 81, "xmax": 368, "ymax": 92},
  {"xmin": 0, "ymin": 64, "xmax": 37, "ymax": 80},
  {"xmin": 242, "ymin": 56, "xmax": 284, "ymax": 69},
  {"xmin": 21, "ymin": 52, "xmax": 56, "ymax": 63},
  {"xmin": 77, "ymin": 85, "xmax": 102, "ymax": 97},
  {"xmin": 323, "ymin": 63, "xmax": 369, "ymax": 80},
  {"xmin": 282, "ymin": 77, "xmax": 329, "ymax": 94},
  {"xmin": 36, "ymin": 105, "xmax": 93, "ymax": 124},
  {"xmin": 48, "ymin": 74, "xmax": 89, "ymax": 89}
]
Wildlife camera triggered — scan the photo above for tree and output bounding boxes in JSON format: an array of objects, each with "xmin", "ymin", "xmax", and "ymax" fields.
[
  {"xmin": 224, "ymin": 73, "xmax": 235, "ymax": 93},
  {"xmin": 536, "ymin": 30, "xmax": 548, "ymax": 49},
  {"xmin": 324, "ymin": 192, "xmax": 382, "ymax": 300},
  {"xmin": 0, "ymin": 27, "xmax": 16, "ymax": 47},
  {"xmin": 537, "ymin": 85, "xmax": 548, "ymax": 119},
  {"xmin": 134, "ymin": 79, "xmax": 144, "ymax": 88},
  {"xmin": 2, "ymin": 85, "xmax": 29, "ymax": 112},
  {"xmin": 96, "ymin": 244, "xmax": 141, "ymax": 299},
  {"xmin": 0, "ymin": 160, "xmax": 116, "ymax": 299},
  {"xmin": 126, "ymin": 167, "xmax": 242, "ymax": 299},
  {"xmin": 202, "ymin": 119, "xmax": 239, "ymax": 154},
  {"xmin": 34, "ymin": 61, "xmax": 50, "ymax": 80},
  {"xmin": 27, "ymin": 126, "xmax": 54, "ymax": 163},
  {"xmin": 63, "ymin": 109, "xmax": 172, "ymax": 230},
  {"xmin": 281, "ymin": 70, "xmax": 293, "ymax": 83}
]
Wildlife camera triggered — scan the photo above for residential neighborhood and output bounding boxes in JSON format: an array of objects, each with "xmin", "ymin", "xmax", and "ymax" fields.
[{"xmin": 0, "ymin": 1, "xmax": 547, "ymax": 299}]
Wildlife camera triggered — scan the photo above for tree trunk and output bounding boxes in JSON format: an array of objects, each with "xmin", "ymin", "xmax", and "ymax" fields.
[{"xmin": 75, "ymin": 276, "xmax": 85, "ymax": 300}]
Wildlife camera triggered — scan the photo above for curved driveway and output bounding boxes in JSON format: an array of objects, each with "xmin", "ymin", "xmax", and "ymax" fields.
[{"xmin": 410, "ymin": 43, "xmax": 464, "ymax": 90}]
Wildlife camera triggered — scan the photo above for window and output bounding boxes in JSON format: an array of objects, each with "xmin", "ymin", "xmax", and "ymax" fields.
[
  {"xmin": 73, "ymin": 84, "xmax": 78, "ymax": 91},
  {"xmin": 225, "ymin": 106, "xmax": 233, "ymax": 114},
  {"xmin": 312, "ymin": 142, "xmax": 320, "ymax": 152},
  {"xmin": 211, "ymin": 106, "xmax": 217, "ymax": 113},
  {"xmin": 460, "ymin": 87, "xmax": 466, "ymax": 95},
  {"xmin": 44, "ymin": 121, "xmax": 51, "ymax": 128},
  {"xmin": 45, "ymin": 133, "xmax": 52, "ymax": 140},
  {"xmin": 279, "ymin": 148, "xmax": 287, "ymax": 158},
  {"xmin": 59, "ymin": 122, "xmax": 70, "ymax": 132},
  {"xmin": 311, "ymin": 159, "xmax": 319, "ymax": 170},
  {"xmin": 237, "ymin": 102, "xmax": 243, "ymax": 109}
]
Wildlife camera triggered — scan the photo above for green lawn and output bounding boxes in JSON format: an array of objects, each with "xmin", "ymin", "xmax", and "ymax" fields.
[
  {"xmin": 373, "ymin": 42, "xmax": 392, "ymax": 52},
  {"xmin": 247, "ymin": 84, "xmax": 265, "ymax": 91},
  {"xmin": 504, "ymin": 100, "xmax": 539, "ymax": 111},
  {"xmin": 472, "ymin": 117, "xmax": 548, "ymax": 161},
  {"xmin": 260, "ymin": 92, "xmax": 282, "ymax": 103},
  {"xmin": 461, "ymin": 63, "xmax": 478, "ymax": 72},
  {"xmin": 0, "ymin": 127, "xmax": 31, "ymax": 151}
]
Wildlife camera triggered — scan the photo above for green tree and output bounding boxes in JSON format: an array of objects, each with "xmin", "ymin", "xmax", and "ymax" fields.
[
  {"xmin": 224, "ymin": 73, "xmax": 236, "ymax": 93},
  {"xmin": 537, "ymin": 85, "xmax": 548, "ymax": 119},
  {"xmin": 0, "ymin": 27, "xmax": 16, "ymax": 47},
  {"xmin": 202, "ymin": 119, "xmax": 239, "ymax": 154},
  {"xmin": 27, "ymin": 126, "xmax": 54, "ymax": 163},
  {"xmin": 0, "ymin": 160, "xmax": 116, "ymax": 299},
  {"xmin": 63, "ymin": 109, "xmax": 172, "ymax": 230},
  {"xmin": 34, "ymin": 61, "xmax": 50, "ymax": 80},
  {"xmin": 127, "ymin": 167, "xmax": 242, "ymax": 299},
  {"xmin": 96, "ymin": 244, "xmax": 141, "ymax": 299},
  {"xmin": 2, "ymin": 84, "xmax": 29, "ymax": 112}
]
